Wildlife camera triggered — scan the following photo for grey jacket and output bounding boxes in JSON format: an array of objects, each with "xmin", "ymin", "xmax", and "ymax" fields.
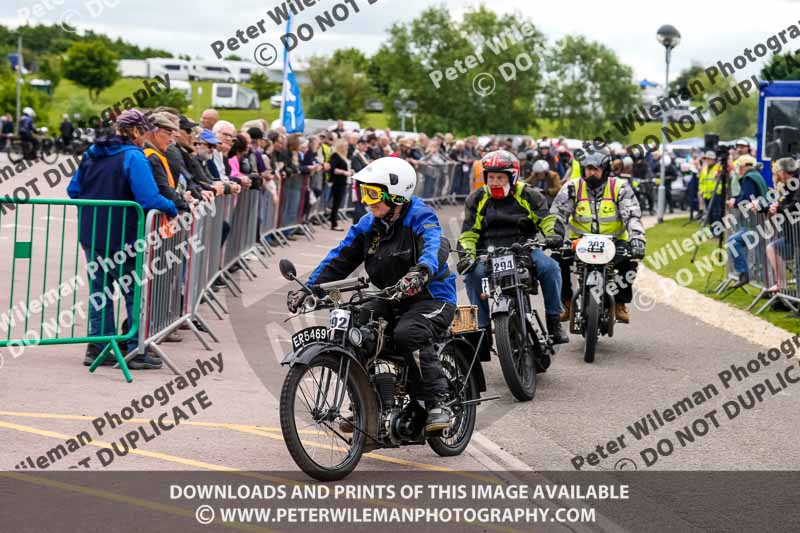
[{"xmin": 547, "ymin": 177, "xmax": 645, "ymax": 241}]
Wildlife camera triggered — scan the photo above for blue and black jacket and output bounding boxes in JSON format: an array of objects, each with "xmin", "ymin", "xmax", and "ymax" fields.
[
  {"xmin": 308, "ymin": 196, "xmax": 456, "ymax": 304},
  {"xmin": 67, "ymin": 136, "xmax": 177, "ymax": 252}
]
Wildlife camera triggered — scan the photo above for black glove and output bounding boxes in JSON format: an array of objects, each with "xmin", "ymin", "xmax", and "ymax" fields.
[
  {"xmin": 396, "ymin": 266, "xmax": 430, "ymax": 297},
  {"xmin": 456, "ymin": 254, "xmax": 476, "ymax": 275},
  {"xmin": 287, "ymin": 289, "xmax": 307, "ymax": 313},
  {"xmin": 630, "ymin": 239, "xmax": 646, "ymax": 260},
  {"xmin": 544, "ymin": 234, "xmax": 563, "ymax": 250}
]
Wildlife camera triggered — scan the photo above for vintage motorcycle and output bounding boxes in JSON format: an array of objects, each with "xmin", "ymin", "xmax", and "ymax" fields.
[
  {"xmin": 278, "ymin": 259, "xmax": 493, "ymax": 481},
  {"xmin": 461, "ymin": 239, "xmax": 557, "ymax": 401},
  {"xmin": 561, "ymin": 234, "xmax": 633, "ymax": 363}
]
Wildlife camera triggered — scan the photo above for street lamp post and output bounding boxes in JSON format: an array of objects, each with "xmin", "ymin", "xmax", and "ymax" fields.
[{"xmin": 656, "ymin": 24, "xmax": 681, "ymax": 223}]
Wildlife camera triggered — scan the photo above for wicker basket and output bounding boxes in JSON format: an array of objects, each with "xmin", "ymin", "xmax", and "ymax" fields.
[{"xmin": 451, "ymin": 305, "xmax": 479, "ymax": 333}]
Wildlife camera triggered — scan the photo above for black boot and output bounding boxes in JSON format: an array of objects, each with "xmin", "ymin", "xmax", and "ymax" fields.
[
  {"xmin": 731, "ymin": 272, "xmax": 750, "ymax": 289},
  {"xmin": 546, "ymin": 314, "xmax": 569, "ymax": 345}
]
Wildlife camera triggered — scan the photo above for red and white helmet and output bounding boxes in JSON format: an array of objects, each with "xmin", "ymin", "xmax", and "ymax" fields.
[{"xmin": 481, "ymin": 150, "xmax": 520, "ymax": 185}]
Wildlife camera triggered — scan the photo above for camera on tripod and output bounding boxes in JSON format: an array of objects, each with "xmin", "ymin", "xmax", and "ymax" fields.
[{"xmin": 704, "ymin": 133, "xmax": 728, "ymax": 161}]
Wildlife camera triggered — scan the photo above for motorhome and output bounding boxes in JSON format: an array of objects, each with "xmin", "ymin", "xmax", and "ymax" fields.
[
  {"xmin": 119, "ymin": 59, "xmax": 149, "ymax": 78},
  {"xmin": 190, "ymin": 61, "xmax": 238, "ymax": 82},
  {"xmin": 147, "ymin": 58, "xmax": 190, "ymax": 81},
  {"xmin": 224, "ymin": 60, "xmax": 263, "ymax": 82}
]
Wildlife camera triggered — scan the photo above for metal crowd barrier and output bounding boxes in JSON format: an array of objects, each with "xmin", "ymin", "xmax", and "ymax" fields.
[
  {"xmin": 415, "ymin": 161, "xmax": 459, "ymax": 208},
  {"xmin": 273, "ymin": 173, "xmax": 314, "ymax": 242},
  {"xmin": 716, "ymin": 208, "xmax": 800, "ymax": 314},
  {"xmin": 0, "ymin": 198, "xmax": 145, "ymax": 382}
]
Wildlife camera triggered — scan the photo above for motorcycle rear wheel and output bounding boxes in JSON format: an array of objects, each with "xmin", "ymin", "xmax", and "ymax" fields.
[{"xmin": 428, "ymin": 343, "xmax": 478, "ymax": 457}]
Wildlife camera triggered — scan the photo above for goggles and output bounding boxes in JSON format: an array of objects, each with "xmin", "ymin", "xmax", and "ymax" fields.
[{"xmin": 360, "ymin": 184, "xmax": 385, "ymax": 205}]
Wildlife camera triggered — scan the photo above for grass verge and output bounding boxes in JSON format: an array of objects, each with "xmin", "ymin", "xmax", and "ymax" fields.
[{"xmin": 644, "ymin": 216, "xmax": 797, "ymax": 333}]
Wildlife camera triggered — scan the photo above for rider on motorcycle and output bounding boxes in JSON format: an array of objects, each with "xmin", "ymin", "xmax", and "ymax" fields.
[
  {"xmin": 287, "ymin": 157, "xmax": 457, "ymax": 434},
  {"xmin": 543, "ymin": 149, "xmax": 646, "ymax": 324},
  {"xmin": 458, "ymin": 150, "xmax": 569, "ymax": 351},
  {"xmin": 19, "ymin": 107, "xmax": 37, "ymax": 160}
]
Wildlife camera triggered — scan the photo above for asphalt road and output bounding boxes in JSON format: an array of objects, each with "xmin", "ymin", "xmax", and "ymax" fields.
[{"xmin": 1, "ymin": 156, "xmax": 799, "ymax": 531}]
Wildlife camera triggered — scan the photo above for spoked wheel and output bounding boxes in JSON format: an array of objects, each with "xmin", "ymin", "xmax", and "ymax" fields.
[
  {"xmin": 494, "ymin": 309, "xmax": 537, "ymax": 401},
  {"xmin": 40, "ymin": 139, "xmax": 58, "ymax": 164},
  {"xmin": 428, "ymin": 344, "xmax": 477, "ymax": 457},
  {"xmin": 280, "ymin": 354, "xmax": 373, "ymax": 481},
  {"xmin": 583, "ymin": 291, "xmax": 600, "ymax": 363},
  {"xmin": 6, "ymin": 140, "xmax": 24, "ymax": 164}
]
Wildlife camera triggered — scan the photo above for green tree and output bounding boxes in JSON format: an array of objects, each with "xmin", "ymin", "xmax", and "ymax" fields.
[
  {"xmin": 705, "ymin": 77, "xmax": 759, "ymax": 139},
  {"xmin": 761, "ymin": 52, "xmax": 800, "ymax": 82},
  {"xmin": 305, "ymin": 55, "xmax": 371, "ymax": 120},
  {"xmin": 62, "ymin": 40, "xmax": 119, "ymax": 101},
  {"xmin": 331, "ymin": 48, "xmax": 369, "ymax": 72},
  {"xmin": 372, "ymin": 5, "xmax": 545, "ymax": 134},
  {"xmin": 670, "ymin": 63, "xmax": 707, "ymax": 104},
  {"xmin": 64, "ymin": 94, "xmax": 96, "ymax": 128},
  {"xmin": 225, "ymin": 54, "xmax": 243, "ymax": 61},
  {"xmin": 37, "ymin": 54, "xmax": 62, "ymax": 90},
  {"xmin": 248, "ymin": 72, "xmax": 280, "ymax": 100},
  {"xmin": 542, "ymin": 36, "xmax": 640, "ymax": 139}
]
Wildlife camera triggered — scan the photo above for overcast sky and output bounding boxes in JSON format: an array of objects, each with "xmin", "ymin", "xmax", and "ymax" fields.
[{"xmin": 2, "ymin": 0, "xmax": 798, "ymax": 82}]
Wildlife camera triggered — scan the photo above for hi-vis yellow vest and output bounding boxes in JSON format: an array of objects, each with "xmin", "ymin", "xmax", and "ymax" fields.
[
  {"xmin": 699, "ymin": 163, "xmax": 721, "ymax": 199},
  {"xmin": 567, "ymin": 177, "xmax": 628, "ymax": 241}
]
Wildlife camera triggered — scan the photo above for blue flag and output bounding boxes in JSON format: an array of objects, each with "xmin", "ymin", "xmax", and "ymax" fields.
[{"xmin": 280, "ymin": 16, "xmax": 305, "ymax": 133}]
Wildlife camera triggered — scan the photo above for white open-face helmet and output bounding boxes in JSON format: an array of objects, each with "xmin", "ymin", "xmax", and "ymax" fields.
[
  {"xmin": 22, "ymin": 107, "xmax": 35, "ymax": 117},
  {"xmin": 355, "ymin": 156, "xmax": 417, "ymax": 205},
  {"xmin": 532, "ymin": 159, "xmax": 549, "ymax": 174}
]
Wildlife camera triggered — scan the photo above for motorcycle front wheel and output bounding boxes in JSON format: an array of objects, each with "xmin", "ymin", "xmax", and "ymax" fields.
[
  {"xmin": 583, "ymin": 291, "xmax": 600, "ymax": 363},
  {"xmin": 494, "ymin": 309, "xmax": 537, "ymax": 401},
  {"xmin": 280, "ymin": 353, "xmax": 373, "ymax": 481},
  {"xmin": 427, "ymin": 343, "xmax": 478, "ymax": 456}
]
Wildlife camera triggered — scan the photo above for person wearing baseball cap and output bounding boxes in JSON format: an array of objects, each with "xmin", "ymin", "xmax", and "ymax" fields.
[
  {"xmin": 726, "ymin": 154, "xmax": 771, "ymax": 288},
  {"xmin": 143, "ymin": 111, "xmax": 190, "ymax": 214},
  {"xmin": 67, "ymin": 108, "xmax": 177, "ymax": 370}
]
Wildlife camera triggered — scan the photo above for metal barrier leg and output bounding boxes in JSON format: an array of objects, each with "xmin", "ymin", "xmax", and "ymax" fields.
[
  {"xmin": 301, "ymin": 225, "xmax": 314, "ymax": 240},
  {"xmin": 192, "ymin": 312, "xmax": 219, "ymax": 343},
  {"xmin": 259, "ymin": 237, "xmax": 276, "ymax": 256},
  {"xmin": 238, "ymin": 257, "xmax": 256, "ymax": 281},
  {"xmin": 223, "ymin": 271, "xmax": 242, "ymax": 294},
  {"xmin": 185, "ymin": 319, "xmax": 212, "ymax": 351},
  {"xmin": 253, "ymin": 244, "xmax": 271, "ymax": 268},
  {"xmin": 205, "ymin": 290, "xmax": 228, "ymax": 314},
  {"xmin": 89, "ymin": 339, "xmax": 132, "ymax": 383},
  {"xmin": 147, "ymin": 342, "xmax": 181, "ymax": 375},
  {"xmin": 745, "ymin": 288, "xmax": 771, "ymax": 311},
  {"xmin": 202, "ymin": 294, "xmax": 225, "ymax": 320}
]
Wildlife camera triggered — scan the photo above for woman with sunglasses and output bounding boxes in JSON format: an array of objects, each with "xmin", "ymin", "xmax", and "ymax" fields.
[{"xmin": 288, "ymin": 157, "xmax": 458, "ymax": 434}]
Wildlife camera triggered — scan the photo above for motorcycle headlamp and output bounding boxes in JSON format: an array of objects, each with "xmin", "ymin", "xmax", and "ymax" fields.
[{"xmin": 348, "ymin": 327, "xmax": 364, "ymax": 347}]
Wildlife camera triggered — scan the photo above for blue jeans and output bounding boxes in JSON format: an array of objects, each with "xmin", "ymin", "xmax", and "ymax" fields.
[
  {"xmin": 83, "ymin": 247, "xmax": 138, "ymax": 353},
  {"xmin": 464, "ymin": 249, "xmax": 562, "ymax": 328},
  {"xmin": 727, "ymin": 230, "xmax": 749, "ymax": 274}
]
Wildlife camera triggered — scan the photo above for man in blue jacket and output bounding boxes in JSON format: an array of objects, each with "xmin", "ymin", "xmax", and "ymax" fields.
[
  {"xmin": 68, "ymin": 109, "xmax": 177, "ymax": 369},
  {"xmin": 287, "ymin": 157, "xmax": 457, "ymax": 433}
]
